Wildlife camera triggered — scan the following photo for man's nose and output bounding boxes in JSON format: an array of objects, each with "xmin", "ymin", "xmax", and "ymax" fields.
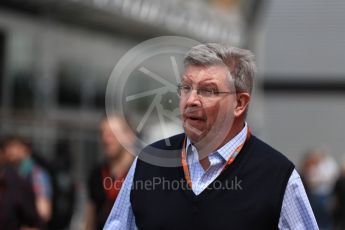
[{"xmin": 185, "ymin": 89, "xmax": 201, "ymax": 106}]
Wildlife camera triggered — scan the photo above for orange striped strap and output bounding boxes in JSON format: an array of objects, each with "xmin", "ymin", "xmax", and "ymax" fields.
[{"xmin": 181, "ymin": 127, "xmax": 251, "ymax": 188}]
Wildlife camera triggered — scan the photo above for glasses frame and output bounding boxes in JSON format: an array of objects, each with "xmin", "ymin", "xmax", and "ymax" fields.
[{"xmin": 177, "ymin": 83, "xmax": 236, "ymax": 98}]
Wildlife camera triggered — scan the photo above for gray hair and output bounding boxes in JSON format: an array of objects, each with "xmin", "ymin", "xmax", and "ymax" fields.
[{"xmin": 184, "ymin": 43, "xmax": 256, "ymax": 94}]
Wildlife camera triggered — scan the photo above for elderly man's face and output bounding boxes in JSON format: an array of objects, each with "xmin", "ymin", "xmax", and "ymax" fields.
[{"xmin": 179, "ymin": 65, "xmax": 237, "ymax": 144}]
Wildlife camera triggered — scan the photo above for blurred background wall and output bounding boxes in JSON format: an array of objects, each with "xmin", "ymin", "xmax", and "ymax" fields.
[
  {"xmin": 256, "ymin": 0, "xmax": 345, "ymax": 164},
  {"xmin": 0, "ymin": 0, "xmax": 344, "ymax": 229}
]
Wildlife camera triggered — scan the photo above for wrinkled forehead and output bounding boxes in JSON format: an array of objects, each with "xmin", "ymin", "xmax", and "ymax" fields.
[{"xmin": 182, "ymin": 64, "xmax": 232, "ymax": 85}]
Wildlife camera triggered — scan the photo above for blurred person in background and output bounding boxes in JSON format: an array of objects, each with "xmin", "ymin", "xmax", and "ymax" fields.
[
  {"xmin": 301, "ymin": 149, "xmax": 339, "ymax": 230},
  {"xmin": 0, "ymin": 138, "xmax": 42, "ymax": 229},
  {"xmin": 86, "ymin": 115, "xmax": 135, "ymax": 230},
  {"xmin": 2, "ymin": 136, "xmax": 53, "ymax": 227},
  {"xmin": 333, "ymin": 158, "xmax": 345, "ymax": 230}
]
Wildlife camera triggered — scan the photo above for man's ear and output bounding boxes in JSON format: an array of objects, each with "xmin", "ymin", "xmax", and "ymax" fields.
[{"xmin": 234, "ymin": 93, "xmax": 251, "ymax": 118}]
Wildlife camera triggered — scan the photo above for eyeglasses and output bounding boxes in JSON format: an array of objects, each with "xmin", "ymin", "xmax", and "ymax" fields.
[{"xmin": 177, "ymin": 83, "xmax": 236, "ymax": 98}]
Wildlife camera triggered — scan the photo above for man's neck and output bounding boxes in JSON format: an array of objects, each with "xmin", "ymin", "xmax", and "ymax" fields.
[
  {"xmin": 216, "ymin": 120, "xmax": 246, "ymax": 152},
  {"xmin": 194, "ymin": 120, "xmax": 246, "ymax": 162}
]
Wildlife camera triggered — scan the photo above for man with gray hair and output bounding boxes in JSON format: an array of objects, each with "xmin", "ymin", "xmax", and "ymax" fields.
[{"xmin": 104, "ymin": 43, "xmax": 318, "ymax": 229}]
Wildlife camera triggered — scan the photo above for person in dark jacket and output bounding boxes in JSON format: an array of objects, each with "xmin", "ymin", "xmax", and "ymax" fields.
[
  {"xmin": 333, "ymin": 160, "xmax": 345, "ymax": 230},
  {"xmin": 0, "ymin": 139, "xmax": 42, "ymax": 230},
  {"xmin": 2, "ymin": 136, "xmax": 52, "ymax": 225},
  {"xmin": 86, "ymin": 115, "xmax": 135, "ymax": 230}
]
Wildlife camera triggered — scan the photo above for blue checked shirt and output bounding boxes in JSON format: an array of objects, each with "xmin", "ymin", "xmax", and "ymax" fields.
[{"xmin": 104, "ymin": 124, "xmax": 319, "ymax": 230}]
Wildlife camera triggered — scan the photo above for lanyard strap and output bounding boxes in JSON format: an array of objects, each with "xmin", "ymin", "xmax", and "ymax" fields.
[{"xmin": 181, "ymin": 127, "xmax": 251, "ymax": 188}]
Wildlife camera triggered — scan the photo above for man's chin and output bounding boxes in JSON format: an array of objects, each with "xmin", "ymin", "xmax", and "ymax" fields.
[{"xmin": 184, "ymin": 128, "xmax": 206, "ymax": 144}]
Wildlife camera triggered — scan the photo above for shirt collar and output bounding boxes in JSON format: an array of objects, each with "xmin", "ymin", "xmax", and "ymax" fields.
[{"xmin": 186, "ymin": 122, "xmax": 248, "ymax": 162}]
